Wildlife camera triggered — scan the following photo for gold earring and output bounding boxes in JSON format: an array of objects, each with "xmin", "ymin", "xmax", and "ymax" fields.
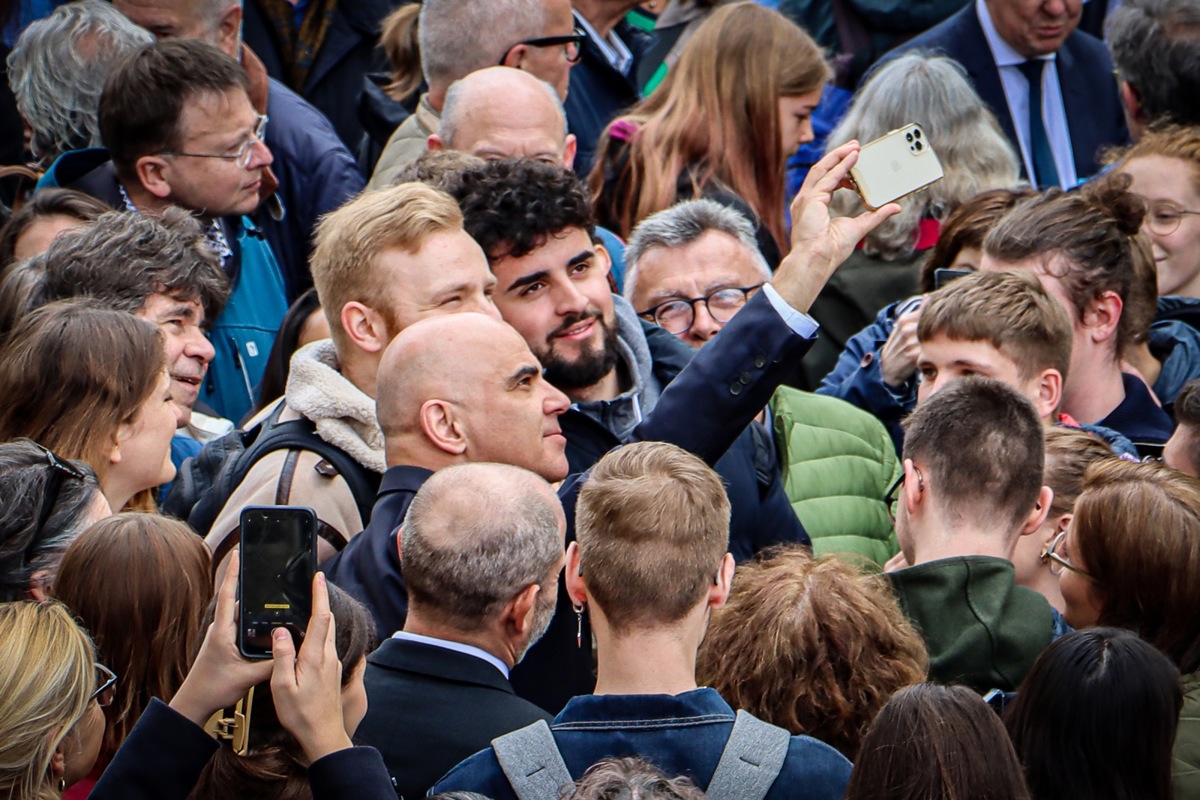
[{"xmin": 58, "ymin": 777, "xmax": 66, "ymax": 792}]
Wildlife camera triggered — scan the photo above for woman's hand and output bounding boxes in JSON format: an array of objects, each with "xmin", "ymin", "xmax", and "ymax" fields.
[
  {"xmin": 169, "ymin": 549, "xmax": 273, "ymax": 728},
  {"xmin": 270, "ymin": 573, "xmax": 353, "ymax": 764},
  {"xmin": 880, "ymin": 308, "xmax": 922, "ymax": 388}
]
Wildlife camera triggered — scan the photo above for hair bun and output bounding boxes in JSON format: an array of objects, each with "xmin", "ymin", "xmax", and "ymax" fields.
[{"xmin": 1083, "ymin": 172, "xmax": 1145, "ymax": 237}]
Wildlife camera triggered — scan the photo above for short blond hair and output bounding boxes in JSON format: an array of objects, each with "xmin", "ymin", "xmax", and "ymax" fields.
[
  {"xmin": 310, "ymin": 183, "xmax": 463, "ymax": 352},
  {"xmin": 575, "ymin": 442, "xmax": 729, "ymax": 633},
  {"xmin": 0, "ymin": 601, "xmax": 95, "ymax": 800}
]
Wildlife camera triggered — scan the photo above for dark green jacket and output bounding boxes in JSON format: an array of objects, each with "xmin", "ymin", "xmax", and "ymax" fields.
[
  {"xmin": 889, "ymin": 556, "xmax": 1054, "ymax": 692},
  {"xmin": 1176, "ymin": 672, "xmax": 1200, "ymax": 798}
]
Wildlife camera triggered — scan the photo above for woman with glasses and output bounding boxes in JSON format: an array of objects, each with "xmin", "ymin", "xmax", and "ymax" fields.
[
  {"xmin": 1004, "ymin": 628, "xmax": 1181, "ymax": 800},
  {"xmin": 0, "ymin": 301, "xmax": 178, "ymax": 513},
  {"xmin": 0, "ymin": 439, "xmax": 109, "ymax": 602},
  {"xmin": 590, "ymin": 2, "xmax": 829, "ymax": 269},
  {"xmin": 1044, "ymin": 457, "xmax": 1200, "ymax": 797},
  {"xmin": 1118, "ymin": 126, "xmax": 1200, "ymax": 299},
  {"xmin": 0, "ymin": 600, "xmax": 110, "ymax": 799},
  {"xmin": 52, "ymin": 513, "xmax": 212, "ymax": 799}
]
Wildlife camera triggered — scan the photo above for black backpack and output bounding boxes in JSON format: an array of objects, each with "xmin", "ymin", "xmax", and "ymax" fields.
[{"xmin": 163, "ymin": 403, "xmax": 381, "ymax": 558}]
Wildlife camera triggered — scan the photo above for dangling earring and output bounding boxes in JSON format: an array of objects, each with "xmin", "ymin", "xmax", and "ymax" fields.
[
  {"xmin": 573, "ymin": 603, "xmax": 584, "ymax": 649},
  {"xmin": 58, "ymin": 777, "xmax": 66, "ymax": 792}
]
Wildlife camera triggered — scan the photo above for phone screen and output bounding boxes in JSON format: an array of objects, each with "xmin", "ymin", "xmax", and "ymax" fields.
[
  {"xmin": 238, "ymin": 506, "xmax": 317, "ymax": 659},
  {"xmin": 934, "ymin": 268, "xmax": 974, "ymax": 290}
]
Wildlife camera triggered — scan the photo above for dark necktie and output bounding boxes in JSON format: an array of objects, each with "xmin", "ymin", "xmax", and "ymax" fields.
[{"xmin": 1016, "ymin": 59, "xmax": 1061, "ymax": 189}]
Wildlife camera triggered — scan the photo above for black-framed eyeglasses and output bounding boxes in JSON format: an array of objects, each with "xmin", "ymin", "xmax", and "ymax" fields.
[
  {"xmin": 884, "ymin": 467, "xmax": 923, "ymax": 523},
  {"xmin": 1041, "ymin": 529, "xmax": 1092, "ymax": 579},
  {"xmin": 1143, "ymin": 200, "xmax": 1200, "ymax": 236},
  {"xmin": 638, "ymin": 284, "xmax": 764, "ymax": 335},
  {"xmin": 161, "ymin": 114, "xmax": 269, "ymax": 170},
  {"xmin": 91, "ymin": 663, "xmax": 118, "ymax": 707},
  {"xmin": 498, "ymin": 30, "xmax": 586, "ymax": 66},
  {"xmin": 31, "ymin": 442, "xmax": 85, "ymax": 543}
]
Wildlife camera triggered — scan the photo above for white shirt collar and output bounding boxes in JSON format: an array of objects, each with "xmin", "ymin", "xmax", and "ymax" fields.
[
  {"xmin": 573, "ymin": 9, "xmax": 633, "ymax": 76},
  {"xmin": 391, "ymin": 630, "xmax": 510, "ymax": 678},
  {"xmin": 976, "ymin": 0, "xmax": 1057, "ymax": 66}
]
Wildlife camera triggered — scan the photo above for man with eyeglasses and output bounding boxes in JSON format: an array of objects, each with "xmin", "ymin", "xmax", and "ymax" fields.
[
  {"xmin": 452, "ymin": 160, "xmax": 809, "ymax": 567},
  {"xmin": 50, "ymin": 39, "xmax": 289, "ymax": 424},
  {"xmin": 369, "ymin": 0, "xmax": 581, "ymax": 190}
]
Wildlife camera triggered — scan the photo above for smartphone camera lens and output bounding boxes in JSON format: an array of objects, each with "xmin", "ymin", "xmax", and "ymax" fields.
[
  {"xmin": 914, "ymin": 141, "xmax": 924, "ymax": 151},
  {"xmin": 905, "ymin": 132, "xmax": 914, "ymax": 143},
  {"xmin": 913, "ymin": 128, "xmax": 922, "ymax": 139}
]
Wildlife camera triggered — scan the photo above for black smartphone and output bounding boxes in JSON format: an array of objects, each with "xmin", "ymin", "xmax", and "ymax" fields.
[
  {"xmin": 934, "ymin": 268, "xmax": 973, "ymax": 290},
  {"xmin": 238, "ymin": 505, "xmax": 317, "ymax": 660}
]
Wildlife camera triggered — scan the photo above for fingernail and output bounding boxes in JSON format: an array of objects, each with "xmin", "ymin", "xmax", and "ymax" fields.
[
  {"xmin": 274, "ymin": 629, "xmax": 288, "ymax": 640},
  {"xmin": 317, "ymin": 572, "xmax": 326, "ymax": 586}
]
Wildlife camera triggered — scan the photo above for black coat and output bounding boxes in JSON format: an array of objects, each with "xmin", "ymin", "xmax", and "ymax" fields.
[{"xmin": 357, "ymin": 638, "xmax": 552, "ymax": 799}]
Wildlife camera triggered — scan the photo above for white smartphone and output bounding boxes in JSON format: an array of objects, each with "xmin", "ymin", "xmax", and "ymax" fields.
[{"xmin": 850, "ymin": 123, "xmax": 944, "ymax": 211}]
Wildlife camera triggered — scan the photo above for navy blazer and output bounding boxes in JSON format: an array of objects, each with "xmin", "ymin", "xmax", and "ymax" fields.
[
  {"xmin": 879, "ymin": 4, "xmax": 1128, "ymax": 181},
  {"xmin": 325, "ymin": 290, "xmax": 817, "ymax": 714},
  {"xmin": 357, "ymin": 638, "xmax": 552, "ymax": 799}
]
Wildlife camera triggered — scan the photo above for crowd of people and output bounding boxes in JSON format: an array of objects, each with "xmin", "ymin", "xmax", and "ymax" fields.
[{"xmin": 2, "ymin": 0, "xmax": 1200, "ymax": 798}]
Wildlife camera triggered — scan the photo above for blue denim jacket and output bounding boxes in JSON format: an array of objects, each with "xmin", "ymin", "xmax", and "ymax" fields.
[{"xmin": 430, "ymin": 688, "xmax": 851, "ymax": 800}]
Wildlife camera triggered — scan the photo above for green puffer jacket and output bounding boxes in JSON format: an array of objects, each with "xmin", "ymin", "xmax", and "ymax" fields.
[
  {"xmin": 1176, "ymin": 672, "xmax": 1200, "ymax": 798},
  {"xmin": 772, "ymin": 387, "xmax": 900, "ymax": 569}
]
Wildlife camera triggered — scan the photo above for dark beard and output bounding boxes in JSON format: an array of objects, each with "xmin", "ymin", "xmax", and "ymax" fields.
[{"xmin": 539, "ymin": 312, "xmax": 621, "ymax": 390}]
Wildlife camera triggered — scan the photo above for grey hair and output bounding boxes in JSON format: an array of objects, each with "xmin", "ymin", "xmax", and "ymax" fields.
[
  {"xmin": 0, "ymin": 439, "xmax": 101, "ymax": 601},
  {"xmin": 419, "ymin": 0, "xmax": 547, "ymax": 91},
  {"xmin": 623, "ymin": 199, "xmax": 771, "ymax": 305},
  {"xmin": 827, "ymin": 53, "xmax": 1022, "ymax": 261},
  {"xmin": 38, "ymin": 208, "xmax": 230, "ymax": 324},
  {"xmin": 7, "ymin": 0, "xmax": 153, "ymax": 164},
  {"xmin": 401, "ymin": 463, "xmax": 563, "ymax": 627},
  {"xmin": 439, "ymin": 72, "xmax": 568, "ymax": 146},
  {"xmin": 1108, "ymin": 0, "xmax": 1200, "ymax": 128}
]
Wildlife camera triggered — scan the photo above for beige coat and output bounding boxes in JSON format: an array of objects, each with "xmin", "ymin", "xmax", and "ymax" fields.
[{"xmin": 366, "ymin": 93, "xmax": 441, "ymax": 191}]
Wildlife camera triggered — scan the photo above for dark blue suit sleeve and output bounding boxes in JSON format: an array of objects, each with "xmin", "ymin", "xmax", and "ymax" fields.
[
  {"xmin": 308, "ymin": 746, "xmax": 399, "ymax": 800},
  {"xmin": 631, "ymin": 290, "xmax": 816, "ymax": 466},
  {"xmin": 90, "ymin": 699, "xmax": 218, "ymax": 800}
]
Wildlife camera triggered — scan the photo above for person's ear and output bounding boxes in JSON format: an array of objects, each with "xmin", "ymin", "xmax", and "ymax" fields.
[
  {"xmin": 1120, "ymin": 80, "xmax": 1146, "ymax": 126},
  {"xmin": 1020, "ymin": 486, "xmax": 1054, "ymax": 537},
  {"xmin": 1084, "ymin": 291, "xmax": 1122, "ymax": 345},
  {"xmin": 395, "ymin": 526, "xmax": 404, "ymax": 562},
  {"xmin": 561, "ymin": 134, "xmax": 577, "ymax": 171},
  {"xmin": 48, "ymin": 744, "xmax": 65, "ymax": 781},
  {"xmin": 340, "ymin": 301, "xmax": 391, "ymax": 354},
  {"xmin": 419, "ymin": 399, "xmax": 466, "ymax": 456},
  {"xmin": 1035, "ymin": 368, "xmax": 1064, "ymax": 419},
  {"xmin": 708, "ymin": 553, "xmax": 735, "ymax": 610},
  {"xmin": 507, "ymin": 582, "xmax": 541, "ymax": 638},
  {"xmin": 26, "ymin": 569, "xmax": 52, "ymax": 602},
  {"xmin": 902, "ymin": 458, "xmax": 924, "ymax": 516},
  {"xmin": 564, "ymin": 541, "xmax": 588, "ymax": 606},
  {"xmin": 427, "ymin": 134, "xmax": 447, "ymax": 152},
  {"xmin": 501, "ymin": 43, "xmax": 528, "ymax": 69},
  {"xmin": 214, "ymin": 5, "xmax": 243, "ymax": 58},
  {"xmin": 593, "ymin": 241, "xmax": 613, "ymax": 279},
  {"xmin": 135, "ymin": 155, "xmax": 173, "ymax": 200}
]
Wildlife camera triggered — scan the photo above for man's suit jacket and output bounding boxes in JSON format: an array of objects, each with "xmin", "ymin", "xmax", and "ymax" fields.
[
  {"xmin": 880, "ymin": 3, "xmax": 1128, "ymax": 181},
  {"xmin": 356, "ymin": 638, "xmax": 552, "ymax": 800}
]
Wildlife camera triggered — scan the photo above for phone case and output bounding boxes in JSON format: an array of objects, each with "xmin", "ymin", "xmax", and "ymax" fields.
[{"xmin": 850, "ymin": 123, "xmax": 945, "ymax": 211}]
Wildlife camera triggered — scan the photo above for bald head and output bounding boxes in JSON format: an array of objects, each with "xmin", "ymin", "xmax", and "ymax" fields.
[
  {"xmin": 432, "ymin": 67, "xmax": 576, "ymax": 169},
  {"xmin": 401, "ymin": 462, "xmax": 565, "ymax": 630},
  {"xmin": 376, "ymin": 313, "xmax": 571, "ymax": 480}
]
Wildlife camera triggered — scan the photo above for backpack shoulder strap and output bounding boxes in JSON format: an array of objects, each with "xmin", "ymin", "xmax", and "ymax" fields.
[
  {"xmin": 492, "ymin": 720, "xmax": 573, "ymax": 800},
  {"xmin": 706, "ymin": 711, "xmax": 791, "ymax": 800}
]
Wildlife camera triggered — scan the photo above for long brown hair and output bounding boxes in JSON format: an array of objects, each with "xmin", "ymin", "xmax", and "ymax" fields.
[
  {"xmin": 697, "ymin": 547, "xmax": 927, "ymax": 759},
  {"xmin": 846, "ymin": 683, "xmax": 1032, "ymax": 800},
  {"xmin": 590, "ymin": 2, "xmax": 829, "ymax": 249},
  {"xmin": 1072, "ymin": 458, "xmax": 1200, "ymax": 674},
  {"xmin": 52, "ymin": 513, "xmax": 212, "ymax": 759},
  {"xmin": 0, "ymin": 300, "xmax": 165, "ymax": 485}
]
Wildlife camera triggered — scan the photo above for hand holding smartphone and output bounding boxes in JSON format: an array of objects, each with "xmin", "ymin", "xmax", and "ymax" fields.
[
  {"xmin": 850, "ymin": 123, "xmax": 944, "ymax": 210},
  {"xmin": 238, "ymin": 506, "xmax": 317, "ymax": 660}
]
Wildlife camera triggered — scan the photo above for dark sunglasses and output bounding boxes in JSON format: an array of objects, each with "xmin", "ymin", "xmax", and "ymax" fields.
[{"xmin": 31, "ymin": 443, "xmax": 86, "ymax": 542}]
